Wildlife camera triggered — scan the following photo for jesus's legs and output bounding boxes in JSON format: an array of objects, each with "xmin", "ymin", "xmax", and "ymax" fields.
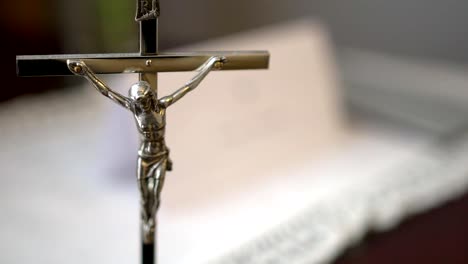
[{"xmin": 137, "ymin": 156, "xmax": 167, "ymax": 244}]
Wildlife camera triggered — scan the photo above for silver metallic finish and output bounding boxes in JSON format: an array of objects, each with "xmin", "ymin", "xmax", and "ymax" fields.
[
  {"xmin": 136, "ymin": 0, "xmax": 160, "ymax": 21},
  {"xmin": 139, "ymin": 15, "xmax": 158, "ymax": 55},
  {"xmin": 67, "ymin": 56, "xmax": 226, "ymax": 244},
  {"xmin": 16, "ymin": 52, "xmax": 270, "ymax": 77},
  {"xmin": 137, "ymin": 0, "xmax": 159, "ymax": 56},
  {"xmin": 16, "ymin": 1, "xmax": 269, "ymax": 263},
  {"xmin": 137, "ymin": 0, "xmax": 159, "ymax": 256}
]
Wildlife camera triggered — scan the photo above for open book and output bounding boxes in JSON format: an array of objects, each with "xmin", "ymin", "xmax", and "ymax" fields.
[{"xmin": 2, "ymin": 19, "xmax": 468, "ymax": 264}]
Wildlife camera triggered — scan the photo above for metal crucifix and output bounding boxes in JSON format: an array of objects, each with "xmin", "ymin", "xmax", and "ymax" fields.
[{"xmin": 16, "ymin": 1, "xmax": 269, "ymax": 263}]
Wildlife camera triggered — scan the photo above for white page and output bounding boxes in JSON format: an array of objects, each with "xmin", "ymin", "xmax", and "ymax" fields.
[
  {"xmin": 1, "ymin": 19, "xmax": 347, "ymax": 264},
  {"xmin": 98, "ymin": 19, "xmax": 347, "ymax": 263},
  {"xmin": 6, "ymin": 19, "xmax": 466, "ymax": 264}
]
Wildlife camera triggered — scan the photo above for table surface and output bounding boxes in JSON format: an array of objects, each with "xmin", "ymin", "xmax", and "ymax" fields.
[
  {"xmin": 2, "ymin": 19, "xmax": 468, "ymax": 264},
  {"xmin": 334, "ymin": 192, "xmax": 468, "ymax": 264}
]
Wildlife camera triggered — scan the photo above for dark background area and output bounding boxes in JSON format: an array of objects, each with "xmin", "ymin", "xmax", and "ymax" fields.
[
  {"xmin": 334, "ymin": 192, "xmax": 468, "ymax": 264},
  {"xmin": 5, "ymin": 0, "xmax": 468, "ymax": 101},
  {"xmin": 4, "ymin": 1, "xmax": 468, "ymax": 263}
]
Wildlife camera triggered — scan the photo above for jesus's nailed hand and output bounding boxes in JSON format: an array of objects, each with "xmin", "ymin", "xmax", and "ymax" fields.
[{"xmin": 67, "ymin": 60, "xmax": 88, "ymax": 76}]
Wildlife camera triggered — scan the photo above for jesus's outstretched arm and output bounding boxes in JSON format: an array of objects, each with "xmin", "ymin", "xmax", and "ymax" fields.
[
  {"xmin": 67, "ymin": 60, "xmax": 132, "ymax": 110},
  {"xmin": 158, "ymin": 56, "xmax": 226, "ymax": 108}
]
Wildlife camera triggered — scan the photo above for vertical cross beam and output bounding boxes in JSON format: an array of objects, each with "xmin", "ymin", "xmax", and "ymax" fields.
[
  {"xmin": 15, "ymin": 1, "xmax": 269, "ymax": 264},
  {"xmin": 137, "ymin": 2, "xmax": 160, "ymax": 263},
  {"xmin": 138, "ymin": 0, "xmax": 160, "ymax": 92}
]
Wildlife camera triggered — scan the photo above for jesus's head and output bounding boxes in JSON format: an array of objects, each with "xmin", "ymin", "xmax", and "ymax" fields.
[{"xmin": 129, "ymin": 81, "xmax": 157, "ymax": 112}]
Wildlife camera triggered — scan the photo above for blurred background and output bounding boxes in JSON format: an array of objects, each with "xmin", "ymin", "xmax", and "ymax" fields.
[
  {"xmin": 6, "ymin": 0, "xmax": 468, "ymax": 101},
  {"xmin": 2, "ymin": 0, "xmax": 468, "ymax": 263}
]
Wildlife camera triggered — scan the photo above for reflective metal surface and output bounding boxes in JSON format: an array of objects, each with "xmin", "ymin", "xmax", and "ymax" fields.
[
  {"xmin": 67, "ymin": 56, "xmax": 225, "ymax": 244},
  {"xmin": 16, "ymin": 51, "xmax": 269, "ymax": 77},
  {"xmin": 136, "ymin": 0, "xmax": 161, "ymax": 21},
  {"xmin": 15, "ymin": 1, "xmax": 269, "ymax": 263}
]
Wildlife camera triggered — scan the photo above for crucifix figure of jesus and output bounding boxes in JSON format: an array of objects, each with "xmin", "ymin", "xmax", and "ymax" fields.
[
  {"xmin": 16, "ymin": 1, "xmax": 269, "ymax": 263},
  {"xmin": 67, "ymin": 55, "xmax": 225, "ymax": 244}
]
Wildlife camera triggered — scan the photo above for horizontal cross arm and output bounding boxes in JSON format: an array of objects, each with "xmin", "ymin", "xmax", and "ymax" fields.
[{"xmin": 16, "ymin": 51, "xmax": 269, "ymax": 77}]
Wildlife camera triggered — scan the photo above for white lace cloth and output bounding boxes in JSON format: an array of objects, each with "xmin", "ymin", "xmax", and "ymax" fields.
[
  {"xmin": 2, "ymin": 20, "xmax": 468, "ymax": 264},
  {"xmin": 209, "ymin": 132, "xmax": 468, "ymax": 264},
  {"xmin": 1, "ymin": 88, "xmax": 468, "ymax": 264}
]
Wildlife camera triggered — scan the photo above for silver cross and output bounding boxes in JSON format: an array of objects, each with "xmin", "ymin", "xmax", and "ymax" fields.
[{"xmin": 16, "ymin": 1, "xmax": 269, "ymax": 264}]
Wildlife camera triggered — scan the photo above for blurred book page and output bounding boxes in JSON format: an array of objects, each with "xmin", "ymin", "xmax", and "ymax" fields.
[
  {"xmin": 0, "ymin": 19, "xmax": 348, "ymax": 264},
  {"xmin": 8, "ymin": 19, "xmax": 468, "ymax": 264},
  {"xmin": 152, "ymin": 19, "xmax": 347, "ymax": 263}
]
